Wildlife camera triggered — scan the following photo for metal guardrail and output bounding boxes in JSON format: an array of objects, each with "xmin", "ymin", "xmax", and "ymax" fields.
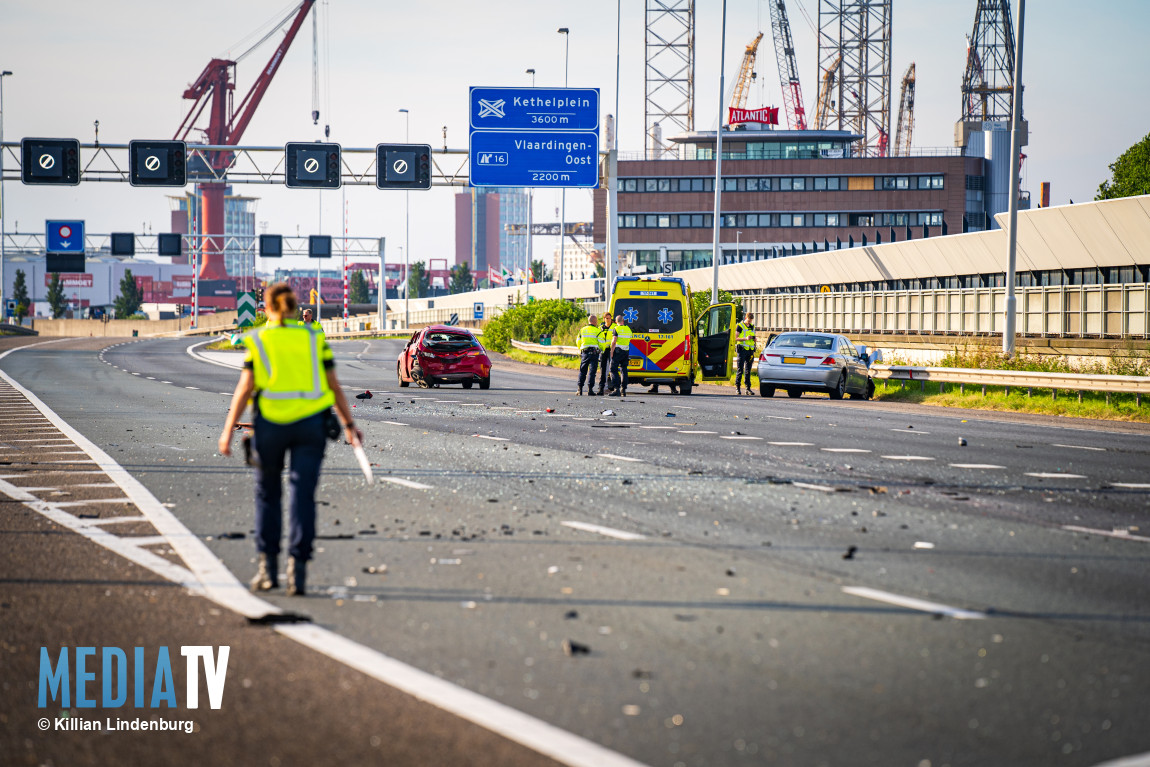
[
  {"xmin": 872, "ymin": 364, "xmax": 1150, "ymax": 403},
  {"xmin": 511, "ymin": 339, "xmax": 580, "ymax": 355}
]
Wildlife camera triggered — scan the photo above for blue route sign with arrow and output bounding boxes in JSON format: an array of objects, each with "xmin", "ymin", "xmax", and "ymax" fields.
[
  {"xmin": 46, "ymin": 220, "xmax": 85, "ymax": 254},
  {"xmin": 469, "ymin": 86, "xmax": 600, "ymax": 189}
]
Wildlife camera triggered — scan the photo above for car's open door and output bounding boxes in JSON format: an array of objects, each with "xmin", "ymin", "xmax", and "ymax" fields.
[{"xmin": 695, "ymin": 302, "xmax": 737, "ymax": 382}]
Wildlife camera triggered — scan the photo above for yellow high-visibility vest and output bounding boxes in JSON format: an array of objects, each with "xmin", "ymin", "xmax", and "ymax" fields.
[
  {"xmin": 736, "ymin": 321, "xmax": 756, "ymax": 351},
  {"xmin": 612, "ymin": 323, "xmax": 633, "ymax": 353},
  {"xmin": 578, "ymin": 322, "xmax": 601, "ymax": 351},
  {"xmin": 243, "ymin": 322, "xmax": 335, "ymax": 424}
]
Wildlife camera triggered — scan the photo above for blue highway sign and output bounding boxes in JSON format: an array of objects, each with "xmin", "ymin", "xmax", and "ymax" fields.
[
  {"xmin": 473, "ymin": 302, "xmax": 484, "ymax": 321},
  {"xmin": 470, "ymin": 131, "xmax": 598, "ymax": 188},
  {"xmin": 46, "ymin": 220, "xmax": 85, "ymax": 254},
  {"xmin": 470, "ymin": 87, "xmax": 599, "ymax": 132}
]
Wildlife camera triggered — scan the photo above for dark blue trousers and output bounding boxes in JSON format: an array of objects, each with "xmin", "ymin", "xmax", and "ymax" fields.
[
  {"xmin": 577, "ymin": 348, "xmax": 599, "ymax": 390},
  {"xmin": 252, "ymin": 411, "xmax": 327, "ymax": 562}
]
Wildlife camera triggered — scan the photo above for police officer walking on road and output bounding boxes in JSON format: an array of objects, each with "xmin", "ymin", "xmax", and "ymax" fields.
[
  {"xmin": 608, "ymin": 314, "xmax": 633, "ymax": 398},
  {"xmin": 594, "ymin": 313, "xmax": 613, "ymax": 396},
  {"xmin": 735, "ymin": 311, "xmax": 756, "ymax": 395},
  {"xmin": 576, "ymin": 314, "xmax": 601, "ymax": 396},
  {"xmin": 218, "ymin": 283, "xmax": 362, "ymax": 596}
]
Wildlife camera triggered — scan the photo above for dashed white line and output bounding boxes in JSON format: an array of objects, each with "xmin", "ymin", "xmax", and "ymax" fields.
[
  {"xmin": 1025, "ymin": 472, "xmax": 1087, "ymax": 479},
  {"xmin": 1110, "ymin": 482, "xmax": 1150, "ymax": 489},
  {"xmin": 882, "ymin": 455, "xmax": 934, "ymax": 461},
  {"xmin": 1061, "ymin": 525, "xmax": 1150, "ymax": 543},
  {"xmin": 821, "ymin": 448, "xmax": 871, "ymax": 453},
  {"xmin": 639, "ymin": 426, "xmax": 677, "ymax": 430},
  {"xmin": 720, "ymin": 435, "xmax": 763, "ymax": 440},
  {"xmin": 597, "ymin": 453, "xmax": 644, "ymax": 462},
  {"xmin": 561, "ymin": 521, "xmax": 647, "ymax": 541},
  {"xmin": 769, "ymin": 441, "xmax": 813, "ymax": 446},
  {"xmin": 890, "ymin": 429, "xmax": 930, "ymax": 434},
  {"xmin": 1052, "ymin": 444, "xmax": 1105, "ymax": 452},
  {"xmin": 474, "ymin": 434, "xmax": 510, "ymax": 442},
  {"xmin": 760, "ymin": 415, "xmax": 794, "ymax": 421},
  {"xmin": 381, "ymin": 421, "xmax": 408, "ymax": 427},
  {"xmin": 186, "ymin": 386, "xmax": 200, "ymax": 390},
  {"xmin": 378, "ymin": 477, "xmax": 433, "ymax": 490},
  {"xmin": 792, "ymin": 481, "xmax": 836, "ymax": 493},
  {"xmin": 842, "ymin": 586, "xmax": 987, "ymax": 620},
  {"xmin": 950, "ymin": 463, "xmax": 1006, "ymax": 469},
  {"xmin": 678, "ymin": 430, "xmax": 716, "ymax": 435}
]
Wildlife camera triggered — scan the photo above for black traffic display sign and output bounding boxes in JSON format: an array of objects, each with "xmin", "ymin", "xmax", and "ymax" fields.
[
  {"xmin": 129, "ymin": 140, "xmax": 187, "ymax": 187},
  {"xmin": 285, "ymin": 142, "xmax": 342, "ymax": 189},
  {"xmin": 21, "ymin": 138, "xmax": 80, "ymax": 185},
  {"xmin": 376, "ymin": 144, "xmax": 431, "ymax": 190}
]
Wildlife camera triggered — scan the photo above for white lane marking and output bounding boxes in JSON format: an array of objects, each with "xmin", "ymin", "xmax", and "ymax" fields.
[
  {"xmin": 639, "ymin": 426, "xmax": 677, "ymax": 430},
  {"xmin": 461, "ymin": 403, "xmax": 486, "ymax": 407},
  {"xmin": 842, "ymin": 586, "xmax": 987, "ymax": 620},
  {"xmin": 146, "ymin": 377, "xmax": 156, "ymax": 380},
  {"xmin": 185, "ymin": 386, "xmax": 200, "ymax": 390},
  {"xmin": 277, "ymin": 624, "xmax": 649, "ymax": 767},
  {"xmin": 2, "ymin": 347, "xmax": 649, "ymax": 767},
  {"xmin": 161, "ymin": 381, "xmax": 172, "ymax": 384},
  {"xmin": 489, "ymin": 406, "xmax": 517, "ymax": 410},
  {"xmin": 1062, "ymin": 525, "xmax": 1150, "ymax": 543},
  {"xmin": 760, "ymin": 415, "xmax": 794, "ymax": 421},
  {"xmin": 613, "ymin": 422, "xmax": 641, "ymax": 426},
  {"xmin": 720, "ymin": 435, "xmax": 763, "ymax": 441},
  {"xmin": 378, "ymin": 477, "xmax": 433, "ymax": 491},
  {"xmin": 131, "ymin": 372, "xmax": 141, "ymax": 376},
  {"xmin": 515, "ymin": 410, "xmax": 544, "ymax": 414},
  {"xmin": 677, "ymin": 430, "xmax": 716, "ymax": 435},
  {"xmin": 434, "ymin": 400, "xmax": 462, "ymax": 403},
  {"xmin": 53, "ymin": 498, "xmax": 137, "ymax": 507},
  {"xmin": 474, "ymin": 434, "xmax": 510, "ymax": 441},
  {"xmin": 82, "ymin": 516, "xmax": 149, "ymax": 526},
  {"xmin": 891, "ymin": 429, "xmax": 930, "ymax": 434},
  {"xmin": 381, "ymin": 421, "xmax": 408, "ymax": 427},
  {"xmin": 1025, "ymin": 472, "xmax": 1087, "ymax": 479},
  {"xmin": 1052, "ymin": 444, "xmax": 1105, "ymax": 452},
  {"xmin": 769, "ymin": 441, "xmax": 813, "ymax": 446},
  {"xmin": 1110, "ymin": 482, "xmax": 1150, "ymax": 489},
  {"xmin": 1088, "ymin": 749, "xmax": 1150, "ymax": 767},
  {"xmin": 129, "ymin": 536, "xmax": 169, "ymax": 547},
  {"xmin": 597, "ymin": 453, "xmax": 644, "ymax": 462},
  {"xmin": 792, "ymin": 481, "xmax": 836, "ymax": 492},
  {"xmin": 950, "ymin": 463, "xmax": 1006, "ymax": 469},
  {"xmin": 561, "ymin": 521, "xmax": 647, "ymax": 541},
  {"xmin": 186, "ymin": 339, "xmax": 243, "ymax": 370},
  {"xmin": 882, "ymin": 455, "xmax": 935, "ymax": 461},
  {"xmin": 913, "ymin": 541, "xmax": 935, "ymax": 549},
  {"xmin": 821, "ymin": 448, "xmax": 871, "ymax": 453}
]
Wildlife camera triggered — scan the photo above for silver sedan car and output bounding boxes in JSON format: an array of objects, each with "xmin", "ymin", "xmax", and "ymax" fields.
[{"xmin": 756, "ymin": 331, "xmax": 882, "ymax": 400}]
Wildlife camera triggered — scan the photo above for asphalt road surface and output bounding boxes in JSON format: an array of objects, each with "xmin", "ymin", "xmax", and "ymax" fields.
[{"xmin": 3, "ymin": 335, "xmax": 1148, "ymax": 767}]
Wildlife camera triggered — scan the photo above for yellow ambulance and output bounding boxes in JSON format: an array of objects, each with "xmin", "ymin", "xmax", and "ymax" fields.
[{"xmin": 607, "ymin": 276, "xmax": 739, "ymax": 395}]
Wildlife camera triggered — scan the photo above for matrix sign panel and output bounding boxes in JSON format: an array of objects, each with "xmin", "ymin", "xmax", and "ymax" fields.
[
  {"xmin": 376, "ymin": 144, "xmax": 432, "ymax": 190},
  {"xmin": 129, "ymin": 140, "xmax": 187, "ymax": 187},
  {"xmin": 285, "ymin": 142, "xmax": 341, "ymax": 189},
  {"xmin": 21, "ymin": 138, "xmax": 80, "ymax": 185}
]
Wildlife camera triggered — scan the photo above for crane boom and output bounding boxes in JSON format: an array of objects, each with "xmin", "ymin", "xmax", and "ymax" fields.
[
  {"xmin": 729, "ymin": 32, "xmax": 763, "ymax": 114},
  {"xmin": 814, "ymin": 53, "xmax": 841, "ymax": 131},
  {"xmin": 174, "ymin": 0, "xmax": 316, "ymax": 280},
  {"xmin": 894, "ymin": 62, "xmax": 915, "ymax": 157},
  {"xmin": 768, "ymin": 0, "xmax": 807, "ymax": 130}
]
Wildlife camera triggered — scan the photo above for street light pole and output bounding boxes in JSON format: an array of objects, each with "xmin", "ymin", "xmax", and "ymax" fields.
[
  {"xmin": 399, "ymin": 108, "xmax": 410, "ymax": 329},
  {"xmin": 1003, "ymin": 0, "xmax": 1026, "ymax": 356},
  {"xmin": 736, "ymin": 230, "xmax": 741, "ymax": 261},
  {"xmin": 557, "ymin": 27, "xmax": 569, "ymax": 300},
  {"xmin": 0, "ymin": 71, "xmax": 12, "ymax": 322},
  {"xmin": 525, "ymin": 68, "xmax": 536, "ymax": 301},
  {"xmin": 711, "ymin": 0, "xmax": 728, "ymax": 303}
]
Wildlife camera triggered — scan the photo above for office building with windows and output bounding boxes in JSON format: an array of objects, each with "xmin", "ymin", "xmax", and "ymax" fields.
[
  {"xmin": 455, "ymin": 187, "xmax": 531, "ymax": 280},
  {"xmin": 169, "ymin": 186, "xmax": 259, "ymax": 276},
  {"xmin": 593, "ymin": 127, "xmax": 987, "ymax": 274}
]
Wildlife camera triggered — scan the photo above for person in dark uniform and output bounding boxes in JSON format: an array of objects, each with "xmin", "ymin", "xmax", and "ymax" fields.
[
  {"xmin": 594, "ymin": 313, "xmax": 614, "ymax": 395},
  {"xmin": 576, "ymin": 314, "xmax": 601, "ymax": 396},
  {"xmin": 607, "ymin": 314, "xmax": 633, "ymax": 398},
  {"xmin": 218, "ymin": 283, "xmax": 362, "ymax": 596}
]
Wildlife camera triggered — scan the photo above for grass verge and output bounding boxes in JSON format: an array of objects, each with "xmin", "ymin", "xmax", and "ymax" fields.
[
  {"xmin": 874, "ymin": 380, "xmax": 1149, "ymax": 422},
  {"xmin": 503, "ymin": 348, "xmax": 581, "ymax": 370}
]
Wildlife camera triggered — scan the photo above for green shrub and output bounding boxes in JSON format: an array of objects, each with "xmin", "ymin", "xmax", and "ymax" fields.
[{"xmin": 482, "ymin": 298, "xmax": 586, "ymax": 352}]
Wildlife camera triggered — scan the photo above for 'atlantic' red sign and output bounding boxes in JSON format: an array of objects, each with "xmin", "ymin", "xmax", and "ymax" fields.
[{"xmin": 728, "ymin": 106, "xmax": 779, "ymax": 125}]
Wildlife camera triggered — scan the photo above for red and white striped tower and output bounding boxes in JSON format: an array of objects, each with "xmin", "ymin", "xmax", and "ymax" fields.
[
  {"xmin": 342, "ymin": 196, "xmax": 349, "ymax": 325},
  {"xmin": 190, "ymin": 215, "xmax": 199, "ymax": 329}
]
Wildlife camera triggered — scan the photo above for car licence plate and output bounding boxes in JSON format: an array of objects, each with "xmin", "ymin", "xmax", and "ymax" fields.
[{"xmin": 783, "ymin": 356, "xmax": 807, "ymax": 364}]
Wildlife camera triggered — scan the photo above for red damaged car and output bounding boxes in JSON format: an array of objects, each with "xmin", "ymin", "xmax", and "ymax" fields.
[{"xmin": 397, "ymin": 325, "xmax": 491, "ymax": 389}]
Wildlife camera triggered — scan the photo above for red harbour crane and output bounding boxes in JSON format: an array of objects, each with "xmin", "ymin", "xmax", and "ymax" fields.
[{"xmin": 174, "ymin": 0, "xmax": 316, "ymax": 280}]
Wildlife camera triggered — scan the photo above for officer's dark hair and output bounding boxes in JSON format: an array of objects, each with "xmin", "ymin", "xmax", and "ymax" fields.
[{"xmin": 266, "ymin": 283, "xmax": 298, "ymax": 317}]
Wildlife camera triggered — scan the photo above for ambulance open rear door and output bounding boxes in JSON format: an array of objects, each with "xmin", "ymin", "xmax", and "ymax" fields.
[{"xmin": 695, "ymin": 302, "xmax": 737, "ymax": 382}]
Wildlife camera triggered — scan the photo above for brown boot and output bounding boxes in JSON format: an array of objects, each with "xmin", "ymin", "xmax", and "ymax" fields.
[
  {"xmin": 250, "ymin": 553, "xmax": 277, "ymax": 592},
  {"xmin": 286, "ymin": 556, "xmax": 307, "ymax": 596}
]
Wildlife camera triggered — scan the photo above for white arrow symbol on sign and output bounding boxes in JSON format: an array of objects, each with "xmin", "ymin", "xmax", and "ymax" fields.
[
  {"xmin": 39, "ymin": 154, "xmax": 56, "ymax": 170},
  {"xmin": 303, "ymin": 157, "xmax": 320, "ymax": 174},
  {"xmin": 144, "ymin": 155, "xmax": 161, "ymax": 172},
  {"xmin": 392, "ymin": 159, "xmax": 408, "ymax": 175}
]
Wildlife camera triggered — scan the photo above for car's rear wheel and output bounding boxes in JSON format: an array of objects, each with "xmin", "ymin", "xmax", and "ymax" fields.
[
  {"xmin": 397, "ymin": 363, "xmax": 409, "ymax": 388},
  {"xmin": 829, "ymin": 373, "xmax": 846, "ymax": 400},
  {"xmin": 786, "ymin": 388, "xmax": 803, "ymax": 398},
  {"xmin": 462, "ymin": 380, "xmax": 473, "ymax": 389},
  {"xmin": 679, "ymin": 378, "xmax": 693, "ymax": 395},
  {"xmin": 760, "ymin": 384, "xmax": 775, "ymax": 398},
  {"xmin": 478, "ymin": 376, "xmax": 491, "ymax": 390}
]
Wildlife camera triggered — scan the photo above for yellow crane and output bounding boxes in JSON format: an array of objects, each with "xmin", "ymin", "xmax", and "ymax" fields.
[
  {"xmin": 727, "ymin": 32, "xmax": 764, "ymax": 119},
  {"xmin": 814, "ymin": 53, "xmax": 842, "ymax": 130},
  {"xmin": 894, "ymin": 62, "xmax": 916, "ymax": 157}
]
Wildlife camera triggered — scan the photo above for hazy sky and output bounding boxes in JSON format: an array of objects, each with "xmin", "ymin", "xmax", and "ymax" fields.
[{"xmin": 2, "ymin": 0, "xmax": 1147, "ymax": 272}]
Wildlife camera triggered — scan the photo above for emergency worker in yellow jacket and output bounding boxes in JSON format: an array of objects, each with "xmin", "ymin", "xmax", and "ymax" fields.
[
  {"xmin": 607, "ymin": 315, "xmax": 634, "ymax": 397},
  {"xmin": 218, "ymin": 283, "xmax": 361, "ymax": 596},
  {"xmin": 735, "ymin": 311, "xmax": 756, "ymax": 395},
  {"xmin": 576, "ymin": 314, "xmax": 602, "ymax": 396}
]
